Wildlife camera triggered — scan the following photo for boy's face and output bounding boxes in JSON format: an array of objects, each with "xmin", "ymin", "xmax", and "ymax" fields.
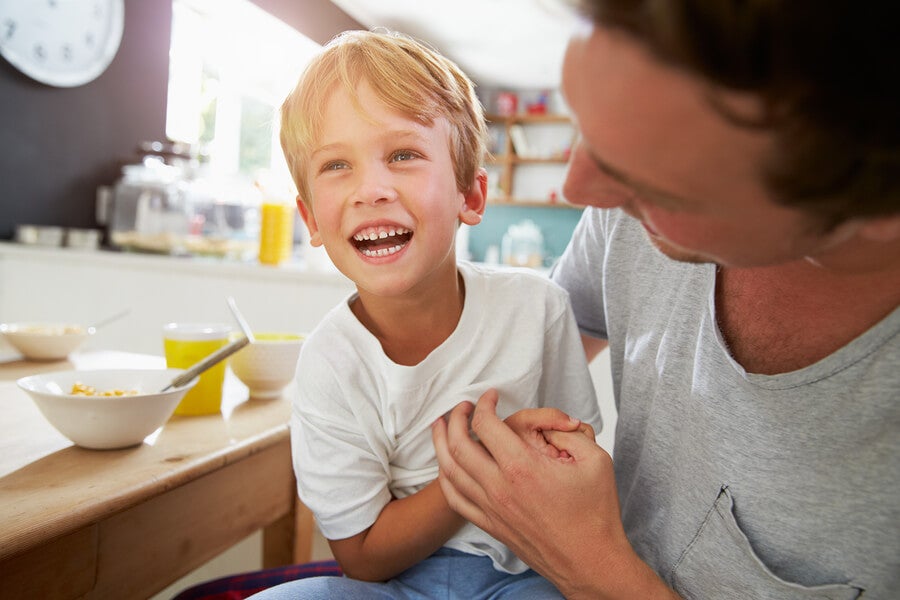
[{"xmin": 298, "ymin": 82, "xmax": 485, "ymax": 297}]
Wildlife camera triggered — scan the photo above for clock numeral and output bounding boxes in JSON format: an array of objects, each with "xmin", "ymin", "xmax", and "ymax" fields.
[
  {"xmin": 3, "ymin": 19, "xmax": 15, "ymax": 41},
  {"xmin": 33, "ymin": 44, "xmax": 46, "ymax": 62},
  {"xmin": 85, "ymin": 32, "xmax": 95, "ymax": 48},
  {"xmin": 62, "ymin": 44, "xmax": 73, "ymax": 61}
]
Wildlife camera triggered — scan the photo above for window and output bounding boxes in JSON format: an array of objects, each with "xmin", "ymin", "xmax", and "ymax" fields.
[{"xmin": 166, "ymin": 0, "xmax": 320, "ymax": 199}]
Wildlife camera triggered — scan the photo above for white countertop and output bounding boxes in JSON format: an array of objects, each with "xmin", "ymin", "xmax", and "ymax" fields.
[{"xmin": 0, "ymin": 241, "xmax": 351, "ymax": 287}]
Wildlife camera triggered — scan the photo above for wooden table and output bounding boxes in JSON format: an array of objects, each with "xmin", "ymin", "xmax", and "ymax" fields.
[{"xmin": 0, "ymin": 350, "xmax": 314, "ymax": 599}]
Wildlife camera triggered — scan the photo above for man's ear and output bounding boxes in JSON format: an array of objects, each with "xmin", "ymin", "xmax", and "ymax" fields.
[
  {"xmin": 296, "ymin": 196, "xmax": 323, "ymax": 247},
  {"xmin": 459, "ymin": 168, "xmax": 488, "ymax": 226}
]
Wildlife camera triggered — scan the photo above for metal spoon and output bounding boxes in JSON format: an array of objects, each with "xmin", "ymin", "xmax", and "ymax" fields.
[
  {"xmin": 87, "ymin": 309, "xmax": 131, "ymax": 334},
  {"xmin": 160, "ymin": 335, "xmax": 249, "ymax": 392},
  {"xmin": 227, "ymin": 297, "xmax": 255, "ymax": 343},
  {"xmin": 160, "ymin": 298, "xmax": 256, "ymax": 392}
]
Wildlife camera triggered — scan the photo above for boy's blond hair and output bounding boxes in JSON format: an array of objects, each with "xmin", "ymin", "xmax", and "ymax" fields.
[{"xmin": 280, "ymin": 29, "xmax": 488, "ymax": 207}]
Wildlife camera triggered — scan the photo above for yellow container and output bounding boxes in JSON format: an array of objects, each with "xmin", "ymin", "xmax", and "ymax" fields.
[
  {"xmin": 259, "ymin": 202, "xmax": 294, "ymax": 265},
  {"xmin": 162, "ymin": 323, "xmax": 231, "ymax": 416}
]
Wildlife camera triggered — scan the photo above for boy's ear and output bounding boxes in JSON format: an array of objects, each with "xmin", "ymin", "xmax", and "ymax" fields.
[
  {"xmin": 296, "ymin": 196, "xmax": 324, "ymax": 247},
  {"xmin": 459, "ymin": 168, "xmax": 488, "ymax": 226}
]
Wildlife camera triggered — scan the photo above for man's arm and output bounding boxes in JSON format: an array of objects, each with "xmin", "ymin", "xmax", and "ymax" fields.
[
  {"xmin": 328, "ymin": 479, "xmax": 465, "ymax": 582},
  {"xmin": 582, "ymin": 333, "xmax": 608, "ymax": 362},
  {"xmin": 432, "ymin": 392, "xmax": 680, "ymax": 599}
]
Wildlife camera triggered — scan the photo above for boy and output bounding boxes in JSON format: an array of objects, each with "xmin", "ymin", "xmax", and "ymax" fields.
[{"xmin": 257, "ymin": 30, "xmax": 601, "ymax": 598}]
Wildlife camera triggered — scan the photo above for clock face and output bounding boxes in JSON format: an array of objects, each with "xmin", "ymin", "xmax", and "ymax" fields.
[{"xmin": 0, "ymin": 0, "xmax": 125, "ymax": 87}]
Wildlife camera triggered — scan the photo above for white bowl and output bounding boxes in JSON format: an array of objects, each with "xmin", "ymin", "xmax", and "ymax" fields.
[
  {"xmin": 229, "ymin": 333, "xmax": 304, "ymax": 399},
  {"xmin": 17, "ymin": 368, "xmax": 198, "ymax": 450},
  {"xmin": 1, "ymin": 322, "xmax": 94, "ymax": 361}
]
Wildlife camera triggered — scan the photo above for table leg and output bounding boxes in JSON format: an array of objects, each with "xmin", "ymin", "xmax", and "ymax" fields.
[{"xmin": 263, "ymin": 495, "xmax": 315, "ymax": 567}]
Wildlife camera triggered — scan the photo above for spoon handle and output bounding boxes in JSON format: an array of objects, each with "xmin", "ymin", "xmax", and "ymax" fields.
[
  {"xmin": 162, "ymin": 336, "xmax": 250, "ymax": 392},
  {"xmin": 227, "ymin": 297, "xmax": 255, "ymax": 343},
  {"xmin": 89, "ymin": 309, "xmax": 131, "ymax": 332}
]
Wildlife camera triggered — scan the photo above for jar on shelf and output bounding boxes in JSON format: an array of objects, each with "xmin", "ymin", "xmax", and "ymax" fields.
[{"xmin": 501, "ymin": 220, "xmax": 545, "ymax": 268}]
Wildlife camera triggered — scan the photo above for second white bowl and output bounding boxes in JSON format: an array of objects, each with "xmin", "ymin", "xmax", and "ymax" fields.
[
  {"xmin": 229, "ymin": 333, "xmax": 304, "ymax": 399},
  {"xmin": 1, "ymin": 322, "xmax": 93, "ymax": 360}
]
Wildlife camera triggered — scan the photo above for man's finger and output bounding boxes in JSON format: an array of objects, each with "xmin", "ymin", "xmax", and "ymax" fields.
[
  {"xmin": 432, "ymin": 413, "xmax": 484, "ymax": 521},
  {"xmin": 432, "ymin": 401, "xmax": 498, "ymax": 525},
  {"xmin": 469, "ymin": 388, "xmax": 533, "ymax": 465}
]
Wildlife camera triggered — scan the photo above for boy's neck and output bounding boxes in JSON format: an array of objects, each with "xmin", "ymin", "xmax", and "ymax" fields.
[{"xmin": 351, "ymin": 268, "xmax": 466, "ymax": 366}]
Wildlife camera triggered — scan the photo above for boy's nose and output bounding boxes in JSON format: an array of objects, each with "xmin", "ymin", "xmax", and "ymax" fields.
[{"xmin": 351, "ymin": 166, "xmax": 398, "ymax": 206}]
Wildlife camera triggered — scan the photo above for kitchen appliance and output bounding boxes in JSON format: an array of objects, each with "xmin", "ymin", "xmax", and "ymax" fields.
[
  {"xmin": 100, "ymin": 145, "xmax": 259, "ymax": 258},
  {"xmin": 106, "ymin": 156, "xmax": 193, "ymax": 255}
]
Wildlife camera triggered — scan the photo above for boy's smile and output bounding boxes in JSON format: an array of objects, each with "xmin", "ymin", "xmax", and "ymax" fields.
[{"xmin": 351, "ymin": 224, "xmax": 413, "ymax": 259}]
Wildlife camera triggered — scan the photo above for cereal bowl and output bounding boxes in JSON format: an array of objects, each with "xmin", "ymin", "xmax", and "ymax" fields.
[
  {"xmin": 17, "ymin": 368, "xmax": 198, "ymax": 450},
  {"xmin": 229, "ymin": 333, "xmax": 304, "ymax": 399},
  {"xmin": 1, "ymin": 322, "xmax": 94, "ymax": 361}
]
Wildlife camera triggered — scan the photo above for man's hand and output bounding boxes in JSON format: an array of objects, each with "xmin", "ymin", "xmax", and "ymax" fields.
[{"xmin": 432, "ymin": 389, "xmax": 679, "ymax": 599}]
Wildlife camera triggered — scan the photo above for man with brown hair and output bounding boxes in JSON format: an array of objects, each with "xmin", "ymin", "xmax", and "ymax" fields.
[{"xmin": 434, "ymin": 1, "xmax": 900, "ymax": 597}]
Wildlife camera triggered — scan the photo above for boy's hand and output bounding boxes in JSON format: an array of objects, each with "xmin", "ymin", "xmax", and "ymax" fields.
[{"xmin": 499, "ymin": 390, "xmax": 595, "ymax": 460}]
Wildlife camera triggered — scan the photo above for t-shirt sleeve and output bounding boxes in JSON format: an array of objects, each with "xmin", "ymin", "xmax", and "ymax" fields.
[
  {"xmin": 551, "ymin": 207, "xmax": 609, "ymax": 341},
  {"xmin": 290, "ymin": 345, "xmax": 392, "ymax": 541},
  {"xmin": 538, "ymin": 282, "xmax": 603, "ymax": 433}
]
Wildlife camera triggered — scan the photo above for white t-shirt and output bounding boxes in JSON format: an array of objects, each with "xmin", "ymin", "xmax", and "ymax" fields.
[{"xmin": 291, "ymin": 260, "xmax": 602, "ymax": 574}]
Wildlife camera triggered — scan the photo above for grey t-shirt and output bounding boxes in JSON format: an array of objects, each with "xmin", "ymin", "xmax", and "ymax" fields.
[{"xmin": 552, "ymin": 207, "xmax": 899, "ymax": 599}]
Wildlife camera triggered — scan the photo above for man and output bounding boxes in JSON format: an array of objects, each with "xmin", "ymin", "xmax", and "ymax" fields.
[{"xmin": 433, "ymin": 1, "xmax": 899, "ymax": 597}]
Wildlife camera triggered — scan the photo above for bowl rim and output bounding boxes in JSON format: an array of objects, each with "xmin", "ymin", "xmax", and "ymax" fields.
[
  {"xmin": 17, "ymin": 368, "xmax": 198, "ymax": 398},
  {"xmin": 230, "ymin": 332, "xmax": 306, "ymax": 344},
  {"xmin": 1, "ymin": 322, "xmax": 92, "ymax": 336}
]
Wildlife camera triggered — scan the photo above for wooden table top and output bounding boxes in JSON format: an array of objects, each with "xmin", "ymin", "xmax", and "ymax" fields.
[{"xmin": 0, "ymin": 350, "xmax": 292, "ymax": 562}]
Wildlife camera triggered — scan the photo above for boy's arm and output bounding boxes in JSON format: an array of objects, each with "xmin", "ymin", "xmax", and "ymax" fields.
[{"xmin": 327, "ymin": 478, "xmax": 465, "ymax": 582}]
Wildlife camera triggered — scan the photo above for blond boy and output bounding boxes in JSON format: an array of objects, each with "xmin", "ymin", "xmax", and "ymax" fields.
[{"xmin": 253, "ymin": 30, "xmax": 601, "ymax": 599}]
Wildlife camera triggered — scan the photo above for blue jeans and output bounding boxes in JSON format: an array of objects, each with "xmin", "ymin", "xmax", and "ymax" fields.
[{"xmin": 248, "ymin": 548, "xmax": 564, "ymax": 599}]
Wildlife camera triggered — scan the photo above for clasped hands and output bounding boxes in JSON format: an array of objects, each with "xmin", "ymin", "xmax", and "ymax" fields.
[{"xmin": 431, "ymin": 388, "xmax": 629, "ymax": 595}]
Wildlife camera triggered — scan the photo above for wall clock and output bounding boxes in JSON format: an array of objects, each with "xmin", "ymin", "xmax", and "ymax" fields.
[{"xmin": 0, "ymin": 0, "xmax": 125, "ymax": 87}]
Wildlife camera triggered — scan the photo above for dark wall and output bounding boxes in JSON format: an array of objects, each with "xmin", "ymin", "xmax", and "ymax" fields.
[{"xmin": 0, "ymin": 0, "xmax": 360, "ymax": 240}]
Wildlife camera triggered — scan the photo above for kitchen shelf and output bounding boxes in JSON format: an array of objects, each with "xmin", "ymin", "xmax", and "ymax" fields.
[{"xmin": 484, "ymin": 113, "xmax": 576, "ymax": 206}]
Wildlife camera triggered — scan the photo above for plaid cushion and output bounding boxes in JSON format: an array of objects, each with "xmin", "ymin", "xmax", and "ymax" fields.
[{"xmin": 171, "ymin": 560, "xmax": 342, "ymax": 600}]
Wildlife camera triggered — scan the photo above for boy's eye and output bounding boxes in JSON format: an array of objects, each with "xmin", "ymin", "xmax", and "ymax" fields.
[
  {"xmin": 390, "ymin": 150, "xmax": 417, "ymax": 162},
  {"xmin": 321, "ymin": 160, "xmax": 348, "ymax": 172}
]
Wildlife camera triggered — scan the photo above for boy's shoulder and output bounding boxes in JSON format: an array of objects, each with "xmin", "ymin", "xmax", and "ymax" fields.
[
  {"xmin": 461, "ymin": 260, "xmax": 566, "ymax": 295},
  {"xmin": 299, "ymin": 295, "xmax": 363, "ymax": 358},
  {"xmin": 459, "ymin": 261, "xmax": 571, "ymax": 318}
]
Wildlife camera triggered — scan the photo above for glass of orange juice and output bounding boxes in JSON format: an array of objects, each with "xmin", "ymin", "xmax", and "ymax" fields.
[{"xmin": 162, "ymin": 323, "xmax": 231, "ymax": 416}]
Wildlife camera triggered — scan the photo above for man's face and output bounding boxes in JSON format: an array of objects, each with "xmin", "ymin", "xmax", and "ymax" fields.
[{"xmin": 561, "ymin": 25, "xmax": 853, "ymax": 268}]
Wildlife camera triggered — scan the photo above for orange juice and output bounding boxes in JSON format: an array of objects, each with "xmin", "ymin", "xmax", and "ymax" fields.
[
  {"xmin": 259, "ymin": 202, "xmax": 294, "ymax": 265},
  {"xmin": 162, "ymin": 323, "xmax": 230, "ymax": 416}
]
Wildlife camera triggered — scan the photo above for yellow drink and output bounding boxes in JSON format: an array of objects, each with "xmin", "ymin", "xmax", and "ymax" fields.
[
  {"xmin": 163, "ymin": 323, "xmax": 230, "ymax": 416},
  {"xmin": 259, "ymin": 202, "xmax": 294, "ymax": 265}
]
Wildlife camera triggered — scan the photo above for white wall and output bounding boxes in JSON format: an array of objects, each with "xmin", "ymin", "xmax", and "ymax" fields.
[{"xmin": 0, "ymin": 244, "xmax": 355, "ymax": 355}]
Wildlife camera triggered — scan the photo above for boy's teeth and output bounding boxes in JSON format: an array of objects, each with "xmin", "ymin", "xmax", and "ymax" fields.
[
  {"xmin": 361, "ymin": 244, "xmax": 404, "ymax": 257},
  {"xmin": 353, "ymin": 227, "xmax": 409, "ymax": 241}
]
